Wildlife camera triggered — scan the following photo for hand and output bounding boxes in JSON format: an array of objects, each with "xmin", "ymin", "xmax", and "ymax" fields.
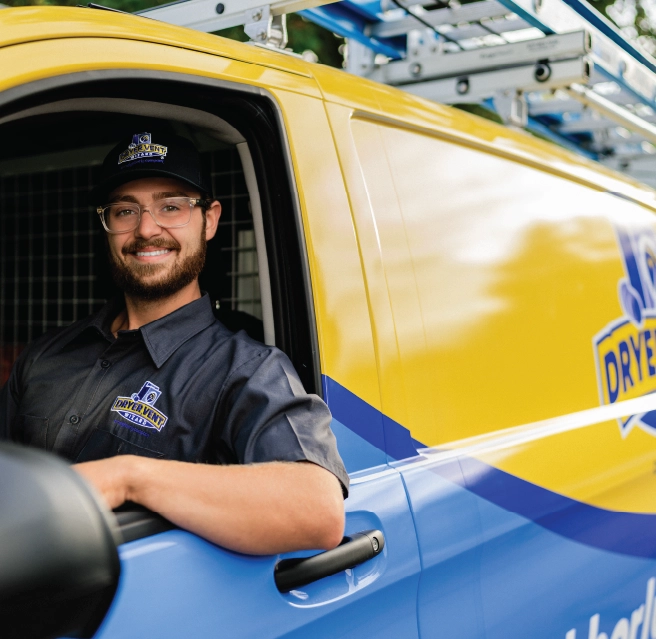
[{"xmin": 73, "ymin": 456, "xmax": 134, "ymax": 510}]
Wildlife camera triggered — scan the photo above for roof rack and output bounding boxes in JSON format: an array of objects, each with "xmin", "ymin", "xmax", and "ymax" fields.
[{"xmin": 138, "ymin": 0, "xmax": 656, "ymax": 187}]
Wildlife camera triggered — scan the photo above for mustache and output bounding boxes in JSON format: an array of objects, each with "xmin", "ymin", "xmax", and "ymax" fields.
[{"xmin": 122, "ymin": 238, "xmax": 181, "ymax": 255}]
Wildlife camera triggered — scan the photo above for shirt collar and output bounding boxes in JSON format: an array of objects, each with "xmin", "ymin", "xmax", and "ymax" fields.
[
  {"xmin": 88, "ymin": 293, "xmax": 217, "ymax": 368},
  {"xmin": 141, "ymin": 294, "xmax": 217, "ymax": 367}
]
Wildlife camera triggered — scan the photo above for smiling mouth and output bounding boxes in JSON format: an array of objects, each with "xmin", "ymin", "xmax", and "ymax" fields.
[{"xmin": 134, "ymin": 249, "xmax": 173, "ymax": 257}]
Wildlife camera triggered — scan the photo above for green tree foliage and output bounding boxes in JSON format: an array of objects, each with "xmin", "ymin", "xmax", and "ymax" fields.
[{"xmin": 286, "ymin": 13, "xmax": 344, "ymax": 68}]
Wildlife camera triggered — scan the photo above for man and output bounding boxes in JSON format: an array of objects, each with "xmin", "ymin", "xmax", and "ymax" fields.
[{"xmin": 0, "ymin": 131, "xmax": 347, "ymax": 555}]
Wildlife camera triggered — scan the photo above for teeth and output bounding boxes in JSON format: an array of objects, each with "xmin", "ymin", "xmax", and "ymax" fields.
[{"xmin": 135, "ymin": 249, "xmax": 171, "ymax": 257}]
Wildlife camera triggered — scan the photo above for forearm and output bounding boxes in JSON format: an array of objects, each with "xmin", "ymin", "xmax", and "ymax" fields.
[{"xmin": 91, "ymin": 457, "xmax": 345, "ymax": 555}]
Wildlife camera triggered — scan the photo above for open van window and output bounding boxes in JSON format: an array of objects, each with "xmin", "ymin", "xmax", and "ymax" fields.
[
  {"xmin": 0, "ymin": 75, "xmax": 322, "ymax": 540},
  {"xmin": 0, "ymin": 76, "xmax": 319, "ymax": 395}
]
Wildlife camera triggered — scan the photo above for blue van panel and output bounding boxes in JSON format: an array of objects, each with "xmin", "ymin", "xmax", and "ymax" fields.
[
  {"xmin": 474, "ymin": 495, "xmax": 656, "ymax": 639},
  {"xmin": 459, "ymin": 456, "xmax": 656, "ymax": 559},
  {"xmin": 396, "ymin": 458, "xmax": 486, "ymax": 639}
]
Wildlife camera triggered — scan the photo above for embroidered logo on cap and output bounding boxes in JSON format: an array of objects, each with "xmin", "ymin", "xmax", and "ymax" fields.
[
  {"xmin": 118, "ymin": 132, "xmax": 168, "ymax": 165},
  {"xmin": 111, "ymin": 381, "xmax": 169, "ymax": 431}
]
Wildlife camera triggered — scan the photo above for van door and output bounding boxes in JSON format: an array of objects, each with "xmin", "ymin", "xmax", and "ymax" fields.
[{"xmin": 0, "ymin": 27, "xmax": 422, "ymax": 638}]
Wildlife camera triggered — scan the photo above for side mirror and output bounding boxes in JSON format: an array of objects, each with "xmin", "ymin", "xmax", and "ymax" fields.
[{"xmin": 0, "ymin": 443, "xmax": 121, "ymax": 639}]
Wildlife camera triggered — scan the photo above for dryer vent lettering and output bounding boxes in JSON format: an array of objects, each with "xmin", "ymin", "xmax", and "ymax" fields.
[
  {"xmin": 111, "ymin": 381, "xmax": 168, "ymax": 431},
  {"xmin": 118, "ymin": 132, "xmax": 167, "ymax": 165},
  {"xmin": 594, "ymin": 225, "xmax": 656, "ymax": 436}
]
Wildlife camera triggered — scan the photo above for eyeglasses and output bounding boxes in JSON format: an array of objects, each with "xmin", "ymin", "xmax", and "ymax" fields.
[{"xmin": 97, "ymin": 197, "xmax": 211, "ymax": 234}]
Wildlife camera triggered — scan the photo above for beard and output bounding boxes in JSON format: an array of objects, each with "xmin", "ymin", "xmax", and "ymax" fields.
[{"xmin": 108, "ymin": 224, "xmax": 207, "ymax": 302}]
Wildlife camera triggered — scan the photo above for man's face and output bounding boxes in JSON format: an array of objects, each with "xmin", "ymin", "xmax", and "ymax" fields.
[{"xmin": 105, "ymin": 177, "xmax": 220, "ymax": 301}]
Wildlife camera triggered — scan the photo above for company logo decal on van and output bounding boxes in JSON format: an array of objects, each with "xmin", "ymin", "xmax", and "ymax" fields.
[
  {"xmin": 118, "ymin": 132, "xmax": 167, "ymax": 165},
  {"xmin": 594, "ymin": 225, "xmax": 656, "ymax": 436},
  {"xmin": 111, "ymin": 381, "xmax": 168, "ymax": 431}
]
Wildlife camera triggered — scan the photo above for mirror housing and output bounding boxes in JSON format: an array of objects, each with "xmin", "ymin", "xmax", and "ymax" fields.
[{"xmin": 0, "ymin": 443, "xmax": 121, "ymax": 639}]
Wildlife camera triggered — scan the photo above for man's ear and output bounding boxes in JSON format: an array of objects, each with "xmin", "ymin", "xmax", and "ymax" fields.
[{"xmin": 205, "ymin": 200, "xmax": 221, "ymax": 241}]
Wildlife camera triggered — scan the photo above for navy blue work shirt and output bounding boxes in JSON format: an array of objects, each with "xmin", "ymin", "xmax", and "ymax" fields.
[{"xmin": 0, "ymin": 294, "xmax": 349, "ymax": 495}]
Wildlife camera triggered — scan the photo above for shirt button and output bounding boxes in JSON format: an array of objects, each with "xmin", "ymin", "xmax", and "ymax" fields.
[
  {"xmin": 69, "ymin": 415, "xmax": 80, "ymax": 425},
  {"xmin": 101, "ymin": 360, "xmax": 111, "ymax": 369}
]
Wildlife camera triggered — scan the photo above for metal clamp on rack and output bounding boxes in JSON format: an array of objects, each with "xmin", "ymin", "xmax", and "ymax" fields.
[{"xmin": 243, "ymin": 5, "xmax": 287, "ymax": 47}]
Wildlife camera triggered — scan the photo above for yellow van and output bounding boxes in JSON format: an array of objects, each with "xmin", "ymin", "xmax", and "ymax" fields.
[{"xmin": 1, "ymin": 6, "xmax": 656, "ymax": 639}]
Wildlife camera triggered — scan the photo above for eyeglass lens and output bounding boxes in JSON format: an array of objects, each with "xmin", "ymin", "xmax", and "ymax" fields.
[{"xmin": 101, "ymin": 197, "xmax": 193, "ymax": 232}]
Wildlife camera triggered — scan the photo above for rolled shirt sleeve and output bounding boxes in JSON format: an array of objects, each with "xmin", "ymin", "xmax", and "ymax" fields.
[{"xmin": 217, "ymin": 347, "xmax": 349, "ymax": 497}]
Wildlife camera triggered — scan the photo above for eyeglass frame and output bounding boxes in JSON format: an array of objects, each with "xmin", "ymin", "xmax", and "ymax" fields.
[{"xmin": 96, "ymin": 197, "xmax": 213, "ymax": 234}]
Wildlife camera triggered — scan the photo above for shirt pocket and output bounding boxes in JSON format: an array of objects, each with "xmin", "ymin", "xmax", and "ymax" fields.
[
  {"xmin": 75, "ymin": 428, "xmax": 165, "ymax": 463},
  {"xmin": 15, "ymin": 415, "xmax": 49, "ymax": 449}
]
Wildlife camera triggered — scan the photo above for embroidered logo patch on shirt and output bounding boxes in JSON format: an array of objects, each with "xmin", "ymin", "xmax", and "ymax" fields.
[
  {"xmin": 111, "ymin": 381, "xmax": 169, "ymax": 431},
  {"xmin": 118, "ymin": 132, "xmax": 167, "ymax": 165}
]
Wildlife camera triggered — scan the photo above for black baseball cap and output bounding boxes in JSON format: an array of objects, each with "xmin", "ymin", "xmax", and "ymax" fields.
[{"xmin": 91, "ymin": 131, "xmax": 212, "ymax": 203}]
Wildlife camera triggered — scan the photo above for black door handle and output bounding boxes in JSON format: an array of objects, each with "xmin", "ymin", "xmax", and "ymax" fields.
[{"xmin": 274, "ymin": 529, "xmax": 385, "ymax": 593}]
